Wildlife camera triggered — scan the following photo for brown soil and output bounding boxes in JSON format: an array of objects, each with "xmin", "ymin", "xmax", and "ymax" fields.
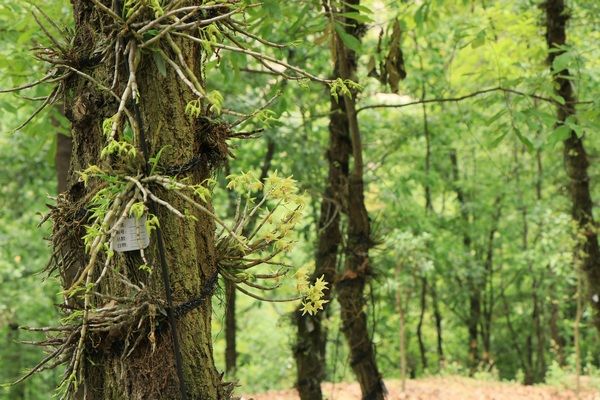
[{"xmin": 240, "ymin": 376, "xmax": 599, "ymax": 400}]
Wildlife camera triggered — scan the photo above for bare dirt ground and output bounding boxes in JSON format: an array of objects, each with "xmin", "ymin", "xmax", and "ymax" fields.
[{"xmin": 240, "ymin": 376, "xmax": 600, "ymax": 400}]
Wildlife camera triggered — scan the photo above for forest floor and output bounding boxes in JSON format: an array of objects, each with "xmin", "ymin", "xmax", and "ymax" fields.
[{"xmin": 241, "ymin": 376, "xmax": 600, "ymax": 400}]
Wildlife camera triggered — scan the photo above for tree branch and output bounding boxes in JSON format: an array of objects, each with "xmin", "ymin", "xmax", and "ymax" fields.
[{"xmin": 356, "ymin": 86, "xmax": 593, "ymax": 114}]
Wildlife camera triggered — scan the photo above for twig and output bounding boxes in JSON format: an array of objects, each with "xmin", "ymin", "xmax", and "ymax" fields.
[
  {"xmin": 231, "ymin": 91, "xmax": 281, "ymax": 127},
  {"xmin": 155, "ymin": 49, "xmax": 205, "ymax": 98},
  {"xmin": 173, "ymin": 32, "xmax": 331, "ymax": 84},
  {"xmin": 31, "ymin": 12, "xmax": 67, "ymax": 55},
  {"xmin": 234, "ymin": 283, "xmax": 303, "ymax": 302},
  {"xmin": 11, "ymin": 86, "xmax": 59, "ymax": 132},
  {"xmin": 356, "ymin": 86, "xmax": 593, "ymax": 114},
  {"xmin": 225, "ymin": 20, "xmax": 289, "ymax": 49},
  {"xmin": 0, "ymin": 71, "xmax": 55, "ymax": 93}
]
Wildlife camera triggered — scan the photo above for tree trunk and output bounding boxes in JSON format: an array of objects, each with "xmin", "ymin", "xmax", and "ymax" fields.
[
  {"xmin": 223, "ymin": 162, "xmax": 237, "ymax": 376},
  {"xmin": 538, "ymin": 150, "xmax": 566, "ymax": 366},
  {"xmin": 55, "ymin": 132, "xmax": 72, "ymax": 194},
  {"xmin": 294, "ymin": 78, "xmax": 349, "ymax": 398},
  {"xmin": 416, "ymin": 75, "xmax": 430, "ymax": 372},
  {"xmin": 58, "ymin": 2, "xmax": 222, "ymax": 398},
  {"xmin": 396, "ymin": 265, "xmax": 408, "ymax": 392},
  {"xmin": 430, "ymin": 282, "xmax": 444, "ymax": 367},
  {"xmin": 294, "ymin": 94, "xmax": 348, "ymax": 398},
  {"xmin": 329, "ymin": 1, "xmax": 385, "ymax": 398},
  {"xmin": 449, "ymin": 149, "xmax": 479, "ymax": 373},
  {"xmin": 574, "ymin": 272, "xmax": 583, "ymax": 395},
  {"xmin": 549, "ymin": 288, "xmax": 566, "ymax": 365},
  {"xmin": 467, "ymin": 292, "xmax": 481, "ymax": 373},
  {"xmin": 416, "ymin": 277, "xmax": 428, "ymax": 371},
  {"xmin": 545, "ymin": 0, "xmax": 600, "ymax": 332},
  {"xmin": 532, "ymin": 279, "xmax": 546, "ymax": 382},
  {"xmin": 224, "ymin": 280, "xmax": 237, "ymax": 375},
  {"xmin": 481, "ymin": 196, "xmax": 501, "ymax": 370}
]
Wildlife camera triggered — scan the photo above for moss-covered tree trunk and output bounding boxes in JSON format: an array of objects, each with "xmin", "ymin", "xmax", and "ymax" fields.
[
  {"xmin": 224, "ymin": 280, "xmax": 237, "ymax": 375},
  {"xmin": 58, "ymin": 2, "xmax": 221, "ymax": 398},
  {"xmin": 545, "ymin": 0, "xmax": 600, "ymax": 332},
  {"xmin": 294, "ymin": 89, "xmax": 350, "ymax": 399},
  {"xmin": 331, "ymin": 1, "xmax": 385, "ymax": 399}
]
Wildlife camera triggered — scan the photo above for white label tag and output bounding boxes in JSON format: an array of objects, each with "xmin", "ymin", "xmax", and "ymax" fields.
[{"xmin": 111, "ymin": 215, "xmax": 150, "ymax": 252}]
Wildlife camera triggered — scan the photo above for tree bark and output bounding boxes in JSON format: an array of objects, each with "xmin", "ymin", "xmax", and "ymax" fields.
[
  {"xmin": 416, "ymin": 73, "xmax": 431, "ymax": 372},
  {"xmin": 545, "ymin": 0, "xmax": 600, "ymax": 332},
  {"xmin": 294, "ymin": 93, "xmax": 348, "ymax": 399},
  {"xmin": 396, "ymin": 264, "xmax": 408, "ymax": 392},
  {"xmin": 59, "ymin": 2, "xmax": 222, "ymax": 398},
  {"xmin": 224, "ymin": 279, "xmax": 237, "ymax": 375},
  {"xmin": 416, "ymin": 277, "xmax": 428, "ymax": 371},
  {"xmin": 328, "ymin": 1, "xmax": 385, "ymax": 398},
  {"xmin": 55, "ymin": 132, "xmax": 72, "ymax": 194}
]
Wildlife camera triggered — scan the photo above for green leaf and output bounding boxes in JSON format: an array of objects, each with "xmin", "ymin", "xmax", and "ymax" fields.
[
  {"xmin": 334, "ymin": 23, "xmax": 362, "ymax": 53},
  {"xmin": 549, "ymin": 93, "xmax": 565, "ymax": 105},
  {"xmin": 486, "ymin": 109, "xmax": 507, "ymax": 125},
  {"xmin": 552, "ymin": 52, "xmax": 572, "ymax": 72},
  {"xmin": 414, "ymin": 3, "xmax": 430, "ymax": 30},
  {"xmin": 514, "ymin": 129, "xmax": 534, "ymax": 152},
  {"xmin": 488, "ymin": 131, "xmax": 508, "ymax": 148},
  {"xmin": 152, "ymin": 51, "xmax": 167, "ymax": 78},
  {"xmin": 564, "ymin": 116, "xmax": 583, "ymax": 137},
  {"xmin": 471, "ymin": 30, "xmax": 486, "ymax": 49},
  {"xmin": 339, "ymin": 12, "xmax": 373, "ymax": 24},
  {"xmin": 142, "ymin": 29, "xmax": 159, "ymax": 41},
  {"xmin": 548, "ymin": 125, "xmax": 571, "ymax": 147},
  {"xmin": 343, "ymin": 2, "xmax": 373, "ymax": 14}
]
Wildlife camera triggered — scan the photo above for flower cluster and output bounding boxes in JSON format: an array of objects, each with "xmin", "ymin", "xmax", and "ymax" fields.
[{"xmin": 297, "ymin": 271, "xmax": 329, "ymax": 316}]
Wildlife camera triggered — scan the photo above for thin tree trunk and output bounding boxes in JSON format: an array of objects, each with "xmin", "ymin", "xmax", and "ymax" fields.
[
  {"xmin": 532, "ymin": 278, "xmax": 546, "ymax": 382},
  {"xmin": 574, "ymin": 272, "xmax": 583, "ymax": 395},
  {"xmin": 396, "ymin": 265, "xmax": 408, "ymax": 392},
  {"xmin": 449, "ymin": 149, "xmax": 479, "ymax": 373},
  {"xmin": 224, "ymin": 280, "xmax": 237, "ymax": 375},
  {"xmin": 328, "ymin": 1, "xmax": 385, "ymax": 398},
  {"xmin": 431, "ymin": 282, "xmax": 444, "ymax": 367},
  {"xmin": 481, "ymin": 197, "xmax": 500, "ymax": 370},
  {"xmin": 536, "ymin": 149, "xmax": 565, "ymax": 366},
  {"xmin": 533, "ymin": 149, "xmax": 547, "ymax": 381},
  {"xmin": 416, "ymin": 277, "xmax": 428, "ymax": 371},
  {"xmin": 223, "ymin": 162, "xmax": 238, "ymax": 376},
  {"xmin": 416, "ymin": 63, "xmax": 431, "ymax": 372},
  {"xmin": 419, "ymin": 97, "xmax": 444, "ymax": 369},
  {"xmin": 468, "ymin": 290, "xmax": 481, "ymax": 373},
  {"xmin": 294, "ymin": 87, "xmax": 348, "ymax": 399},
  {"xmin": 58, "ymin": 3, "xmax": 222, "ymax": 398},
  {"xmin": 545, "ymin": 0, "xmax": 600, "ymax": 332},
  {"xmin": 549, "ymin": 292, "xmax": 566, "ymax": 365}
]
